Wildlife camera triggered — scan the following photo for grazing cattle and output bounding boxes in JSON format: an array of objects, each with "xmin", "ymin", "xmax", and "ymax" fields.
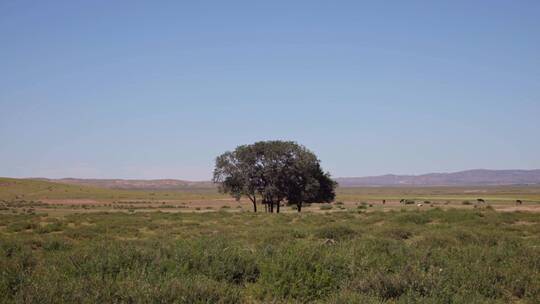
[
  {"xmin": 477, "ymin": 198, "xmax": 485, "ymax": 204},
  {"xmin": 516, "ymin": 200, "xmax": 523, "ymax": 205}
]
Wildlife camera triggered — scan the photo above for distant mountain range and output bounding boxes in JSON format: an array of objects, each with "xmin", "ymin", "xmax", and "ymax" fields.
[
  {"xmin": 31, "ymin": 169, "xmax": 540, "ymax": 189},
  {"xmin": 335, "ymin": 169, "xmax": 540, "ymax": 187}
]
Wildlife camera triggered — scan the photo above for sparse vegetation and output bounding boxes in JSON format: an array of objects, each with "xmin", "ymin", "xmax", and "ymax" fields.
[
  {"xmin": 1, "ymin": 178, "xmax": 540, "ymax": 302},
  {"xmin": 0, "ymin": 209, "xmax": 538, "ymax": 303}
]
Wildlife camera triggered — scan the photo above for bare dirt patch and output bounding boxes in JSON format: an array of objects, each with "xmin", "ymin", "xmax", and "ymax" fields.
[
  {"xmin": 496, "ymin": 205, "xmax": 540, "ymax": 212},
  {"xmin": 43, "ymin": 199, "xmax": 104, "ymax": 205}
]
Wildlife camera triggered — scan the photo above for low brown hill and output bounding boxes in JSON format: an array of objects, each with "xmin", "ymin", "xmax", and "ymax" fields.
[{"xmin": 32, "ymin": 178, "xmax": 216, "ymax": 190}]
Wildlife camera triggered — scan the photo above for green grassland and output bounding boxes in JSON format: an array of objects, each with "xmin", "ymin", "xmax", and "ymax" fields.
[{"xmin": 1, "ymin": 208, "xmax": 539, "ymax": 303}]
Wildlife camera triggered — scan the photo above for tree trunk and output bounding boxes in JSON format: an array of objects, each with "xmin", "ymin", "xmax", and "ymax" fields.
[
  {"xmin": 297, "ymin": 202, "xmax": 302, "ymax": 212},
  {"xmin": 249, "ymin": 196, "xmax": 257, "ymax": 213},
  {"xmin": 276, "ymin": 201, "xmax": 280, "ymax": 213}
]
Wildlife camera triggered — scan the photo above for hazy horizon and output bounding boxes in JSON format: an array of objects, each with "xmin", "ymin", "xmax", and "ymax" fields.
[
  {"xmin": 2, "ymin": 168, "xmax": 539, "ymax": 182},
  {"xmin": 2, "ymin": 1, "xmax": 539, "ymax": 180}
]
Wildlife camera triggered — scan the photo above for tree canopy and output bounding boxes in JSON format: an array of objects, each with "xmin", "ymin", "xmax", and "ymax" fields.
[{"xmin": 213, "ymin": 141, "xmax": 336, "ymax": 212}]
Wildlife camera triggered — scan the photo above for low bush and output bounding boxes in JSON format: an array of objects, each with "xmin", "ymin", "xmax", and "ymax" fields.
[
  {"xmin": 7, "ymin": 221, "xmax": 37, "ymax": 232},
  {"xmin": 254, "ymin": 244, "xmax": 349, "ymax": 301},
  {"xmin": 394, "ymin": 212, "xmax": 431, "ymax": 225},
  {"xmin": 36, "ymin": 221, "xmax": 65, "ymax": 234},
  {"xmin": 315, "ymin": 225, "xmax": 356, "ymax": 241}
]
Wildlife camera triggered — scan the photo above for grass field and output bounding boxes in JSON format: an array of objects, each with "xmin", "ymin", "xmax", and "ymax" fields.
[
  {"xmin": 1, "ymin": 178, "xmax": 540, "ymax": 303},
  {"xmin": 1, "ymin": 208, "xmax": 539, "ymax": 303}
]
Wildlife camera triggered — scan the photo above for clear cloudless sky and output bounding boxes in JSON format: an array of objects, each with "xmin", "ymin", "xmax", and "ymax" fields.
[{"xmin": 1, "ymin": 1, "xmax": 539, "ymax": 180}]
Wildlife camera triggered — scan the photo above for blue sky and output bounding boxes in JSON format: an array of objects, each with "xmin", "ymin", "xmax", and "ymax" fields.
[{"xmin": 1, "ymin": 1, "xmax": 539, "ymax": 180}]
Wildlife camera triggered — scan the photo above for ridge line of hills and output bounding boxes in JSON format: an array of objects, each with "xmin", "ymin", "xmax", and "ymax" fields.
[{"xmin": 15, "ymin": 169, "xmax": 540, "ymax": 189}]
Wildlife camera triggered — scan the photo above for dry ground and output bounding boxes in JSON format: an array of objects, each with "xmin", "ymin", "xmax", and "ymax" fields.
[
  {"xmin": 2, "ymin": 177, "xmax": 539, "ymax": 215},
  {"xmin": 15, "ymin": 196, "xmax": 540, "ymax": 216}
]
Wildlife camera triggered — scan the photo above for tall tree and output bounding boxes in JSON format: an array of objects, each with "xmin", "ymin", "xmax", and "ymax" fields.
[
  {"xmin": 213, "ymin": 141, "xmax": 336, "ymax": 213},
  {"xmin": 213, "ymin": 147, "xmax": 260, "ymax": 212}
]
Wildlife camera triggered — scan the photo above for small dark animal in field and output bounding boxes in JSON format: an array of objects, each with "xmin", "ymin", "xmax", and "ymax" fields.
[
  {"xmin": 477, "ymin": 198, "xmax": 485, "ymax": 204},
  {"xmin": 516, "ymin": 200, "xmax": 523, "ymax": 205},
  {"xmin": 382, "ymin": 199, "xmax": 386, "ymax": 205}
]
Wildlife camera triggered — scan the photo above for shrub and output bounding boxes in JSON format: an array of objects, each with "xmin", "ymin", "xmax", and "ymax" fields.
[
  {"xmin": 315, "ymin": 225, "xmax": 356, "ymax": 241},
  {"xmin": 254, "ymin": 244, "xmax": 349, "ymax": 301},
  {"xmin": 395, "ymin": 212, "xmax": 431, "ymax": 225},
  {"xmin": 174, "ymin": 237, "xmax": 260, "ymax": 285},
  {"xmin": 36, "ymin": 221, "xmax": 65, "ymax": 234},
  {"xmin": 155, "ymin": 276, "xmax": 242, "ymax": 304},
  {"xmin": 7, "ymin": 221, "xmax": 37, "ymax": 232},
  {"xmin": 43, "ymin": 238, "xmax": 72, "ymax": 251},
  {"xmin": 382, "ymin": 228, "xmax": 412, "ymax": 240},
  {"xmin": 349, "ymin": 271, "xmax": 409, "ymax": 300}
]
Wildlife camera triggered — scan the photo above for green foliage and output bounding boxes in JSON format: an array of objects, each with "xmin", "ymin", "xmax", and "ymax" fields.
[{"xmin": 213, "ymin": 141, "xmax": 336, "ymax": 212}]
